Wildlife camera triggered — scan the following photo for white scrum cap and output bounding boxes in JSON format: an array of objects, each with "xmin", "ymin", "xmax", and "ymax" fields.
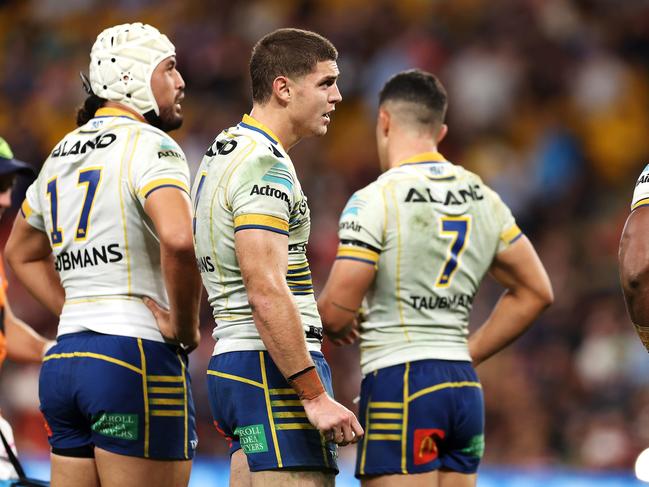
[{"xmin": 89, "ymin": 22, "xmax": 175, "ymax": 116}]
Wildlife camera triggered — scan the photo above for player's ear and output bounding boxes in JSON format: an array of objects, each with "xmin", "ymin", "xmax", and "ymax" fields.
[
  {"xmin": 378, "ymin": 108, "xmax": 390, "ymax": 137},
  {"xmin": 436, "ymin": 124, "xmax": 448, "ymax": 145},
  {"xmin": 272, "ymin": 76, "xmax": 291, "ymax": 105}
]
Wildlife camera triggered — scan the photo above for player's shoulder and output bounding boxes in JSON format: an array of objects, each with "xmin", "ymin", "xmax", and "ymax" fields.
[
  {"xmin": 136, "ymin": 125, "xmax": 184, "ymax": 154},
  {"xmin": 342, "ymin": 180, "xmax": 383, "ymax": 215}
]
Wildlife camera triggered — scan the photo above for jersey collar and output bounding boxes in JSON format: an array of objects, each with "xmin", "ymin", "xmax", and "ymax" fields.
[
  {"xmin": 94, "ymin": 107, "xmax": 140, "ymax": 121},
  {"xmin": 397, "ymin": 151, "xmax": 447, "ymax": 167},
  {"xmin": 239, "ymin": 114, "xmax": 282, "ymax": 147}
]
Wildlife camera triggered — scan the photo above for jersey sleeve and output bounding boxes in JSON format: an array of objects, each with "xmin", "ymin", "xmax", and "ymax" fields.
[
  {"xmin": 336, "ymin": 185, "xmax": 384, "ymax": 266},
  {"xmin": 227, "ymin": 153, "xmax": 294, "ymax": 236},
  {"xmin": 21, "ymin": 174, "xmax": 46, "ymax": 232},
  {"xmin": 631, "ymin": 164, "xmax": 649, "ymax": 210},
  {"xmin": 483, "ymin": 185, "xmax": 523, "ymax": 253},
  {"xmin": 130, "ymin": 131, "xmax": 191, "ymax": 207}
]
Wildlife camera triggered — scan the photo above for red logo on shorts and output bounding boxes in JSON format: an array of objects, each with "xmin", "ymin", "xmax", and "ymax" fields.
[
  {"xmin": 213, "ymin": 420, "xmax": 233, "ymax": 448},
  {"xmin": 41, "ymin": 414, "xmax": 52, "ymax": 438},
  {"xmin": 413, "ymin": 428, "xmax": 445, "ymax": 465}
]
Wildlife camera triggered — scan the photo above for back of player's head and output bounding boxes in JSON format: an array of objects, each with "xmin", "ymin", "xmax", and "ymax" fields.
[
  {"xmin": 88, "ymin": 22, "xmax": 175, "ymax": 119},
  {"xmin": 379, "ymin": 69, "xmax": 448, "ymax": 129},
  {"xmin": 250, "ymin": 28, "xmax": 337, "ymax": 104}
]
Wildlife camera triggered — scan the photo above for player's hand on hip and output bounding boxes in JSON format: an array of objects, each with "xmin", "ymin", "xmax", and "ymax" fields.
[
  {"xmin": 326, "ymin": 318, "xmax": 360, "ymax": 346},
  {"xmin": 144, "ymin": 296, "xmax": 201, "ymax": 352},
  {"xmin": 301, "ymin": 393, "xmax": 364, "ymax": 446}
]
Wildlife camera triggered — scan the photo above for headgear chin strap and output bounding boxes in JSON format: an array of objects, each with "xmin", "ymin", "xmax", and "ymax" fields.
[{"xmin": 88, "ymin": 22, "xmax": 175, "ymax": 117}]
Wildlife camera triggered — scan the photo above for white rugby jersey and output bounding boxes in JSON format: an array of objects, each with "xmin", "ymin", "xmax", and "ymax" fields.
[
  {"xmin": 631, "ymin": 163, "xmax": 649, "ymax": 210},
  {"xmin": 336, "ymin": 152, "xmax": 522, "ymax": 374},
  {"xmin": 22, "ymin": 107, "xmax": 190, "ymax": 341},
  {"xmin": 192, "ymin": 114, "xmax": 322, "ymax": 355}
]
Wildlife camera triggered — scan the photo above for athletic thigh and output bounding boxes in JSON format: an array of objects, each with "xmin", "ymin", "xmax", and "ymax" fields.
[
  {"xmin": 207, "ymin": 351, "xmax": 337, "ymax": 473},
  {"xmin": 41, "ymin": 332, "xmax": 196, "ymax": 460},
  {"xmin": 94, "ymin": 447, "xmax": 191, "ymax": 487},
  {"xmin": 50, "ymin": 453, "xmax": 99, "ymax": 487}
]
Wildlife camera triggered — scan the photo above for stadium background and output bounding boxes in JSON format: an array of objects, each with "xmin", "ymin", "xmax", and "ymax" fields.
[{"xmin": 1, "ymin": 0, "xmax": 649, "ymax": 485}]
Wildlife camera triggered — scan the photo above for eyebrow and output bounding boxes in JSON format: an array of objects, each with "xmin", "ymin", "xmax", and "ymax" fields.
[{"xmin": 319, "ymin": 74, "xmax": 338, "ymax": 84}]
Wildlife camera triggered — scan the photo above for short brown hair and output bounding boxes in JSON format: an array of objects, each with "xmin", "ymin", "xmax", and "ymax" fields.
[{"xmin": 250, "ymin": 28, "xmax": 338, "ymax": 104}]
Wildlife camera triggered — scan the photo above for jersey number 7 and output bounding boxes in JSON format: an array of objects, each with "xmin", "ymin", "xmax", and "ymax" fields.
[
  {"xmin": 46, "ymin": 168, "xmax": 102, "ymax": 247},
  {"xmin": 435, "ymin": 216, "xmax": 471, "ymax": 288}
]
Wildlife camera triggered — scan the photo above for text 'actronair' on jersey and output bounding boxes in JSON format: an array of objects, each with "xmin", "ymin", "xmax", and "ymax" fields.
[
  {"xmin": 192, "ymin": 114, "xmax": 322, "ymax": 356},
  {"xmin": 336, "ymin": 152, "xmax": 522, "ymax": 375},
  {"xmin": 21, "ymin": 107, "xmax": 191, "ymax": 342}
]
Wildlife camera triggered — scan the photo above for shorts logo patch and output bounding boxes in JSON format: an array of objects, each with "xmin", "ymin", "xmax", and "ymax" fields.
[
  {"xmin": 234, "ymin": 424, "xmax": 269, "ymax": 454},
  {"xmin": 460, "ymin": 434, "xmax": 484, "ymax": 458},
  {"xmin": 91, "ymin": 413, "xmax": 138, "ymax": 441},
  {"xmin": 413, "ymin": 428, "xmax": 445, "ymax": 465}
]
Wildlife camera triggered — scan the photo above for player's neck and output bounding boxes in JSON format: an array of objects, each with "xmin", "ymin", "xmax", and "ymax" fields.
[
  {"xmin": 248, "ymin": 106, "xmax": 299, "ymax": 151},
  {"xmin": 388, "ymin": 141, "xmax": 439, "ymax": 169},
  {"xmin": 102, "ymin": 101, "xmax": 146, "ymax": 123}
]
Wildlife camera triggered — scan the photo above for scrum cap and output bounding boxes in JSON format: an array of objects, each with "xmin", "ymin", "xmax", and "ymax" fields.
[{"xmin": 89, "ymin": 22, "xmax": 174, "ymax": 117}]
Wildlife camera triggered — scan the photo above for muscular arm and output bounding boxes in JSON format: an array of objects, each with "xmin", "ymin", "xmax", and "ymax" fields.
[
  {"xmin": 318, "ymin": 259, "xmax": 375, "ymax": 343},
  {"xmin": 469, "ymin": 236, "xmax": 553, "ymax": 366},
  {"xmin": 5, "ymin": 215, "xmax": 65, "ymax": 316},
  {"xmin": 619, "ymin": 207, "xmax": 649, "ymax": 348},
  {"xmin": 4, "ymin": 300, "xmax": 54, "ymax": 362},
  {"xmin": 144, "ymin": 188, "xmax": 201, "ymax": 348},
  {"xmin": 235, "ymin": 228, "xmax": 313, "ymax": 377},
  {"xmin": 236, "ymin": 228, "xmax": 364, "ymax": 443}
]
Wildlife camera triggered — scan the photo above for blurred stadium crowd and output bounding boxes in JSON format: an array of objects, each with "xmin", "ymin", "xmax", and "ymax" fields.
[{"xmin": 1, "ymin": 0, "xmax": 649, "ymax": 472}]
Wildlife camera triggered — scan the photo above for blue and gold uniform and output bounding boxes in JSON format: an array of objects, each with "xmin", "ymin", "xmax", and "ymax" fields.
[
  {"xmin": 192, "ymin": 115, "xmax": 336, "ymax": 472},
  {"xmin": 336, "ymin": 152, "xmax": 522, "ymax": 476},
  {"xmin": 22, "ymin": 107, "xmax": 196, "ymax": 459}
]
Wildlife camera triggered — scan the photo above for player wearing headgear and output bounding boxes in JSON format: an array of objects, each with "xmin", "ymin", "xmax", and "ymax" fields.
[
  {"xmin": 318, "ymin": 69, "xmax": 553, "ymax": 486},
  {"xmin": 192, "ymin": 28, "xmax": 363, "ymax": 486},
  {"xmin": 5, "ymin": 23, "xmax": 201, "ymax": 487}
]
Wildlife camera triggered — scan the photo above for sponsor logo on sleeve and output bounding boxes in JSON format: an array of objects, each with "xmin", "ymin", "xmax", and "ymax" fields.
[
  {"xmin": 250, "ymin": 184, "xmax": 290, "ymax": 204},
  {"xmin": 158, "ymin": 138, "xmax": 183, "ymax": 159},
  {"xmin": 341, "ymin": 194, "xmax": 365, "ymax": 218},
  {"xmin": 339, "ymin": 221, "xmax": 362, "ymax": 232}
]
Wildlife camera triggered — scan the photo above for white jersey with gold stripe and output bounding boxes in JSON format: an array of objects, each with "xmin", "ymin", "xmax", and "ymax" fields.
[
  {"xmin": 22, "ymin": 107, "xmax": 191, "ymax": 342},
  {"xmin": 631, "ymin": 163, "xmax": 649, "ymax": 210},
  {"xmin": 337, "ymin": 152, "xmax": 522, "ymax": 375},
  {"xmin": 192, "ymin": 114, "xmax": 322, "ymax": 355}
]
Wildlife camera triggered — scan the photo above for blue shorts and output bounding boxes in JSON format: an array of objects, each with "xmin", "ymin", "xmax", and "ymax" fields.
[
  {"xmin": 356, "ymin": 359, "xmax": 484, "ymax": 477},
  {"xmin": 207, "ymin": 351, "xmax": 338, "ymax": 473},
  {"xmin": 40, "ymin": 331, "xmax": 197, "ymax": 460}
]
